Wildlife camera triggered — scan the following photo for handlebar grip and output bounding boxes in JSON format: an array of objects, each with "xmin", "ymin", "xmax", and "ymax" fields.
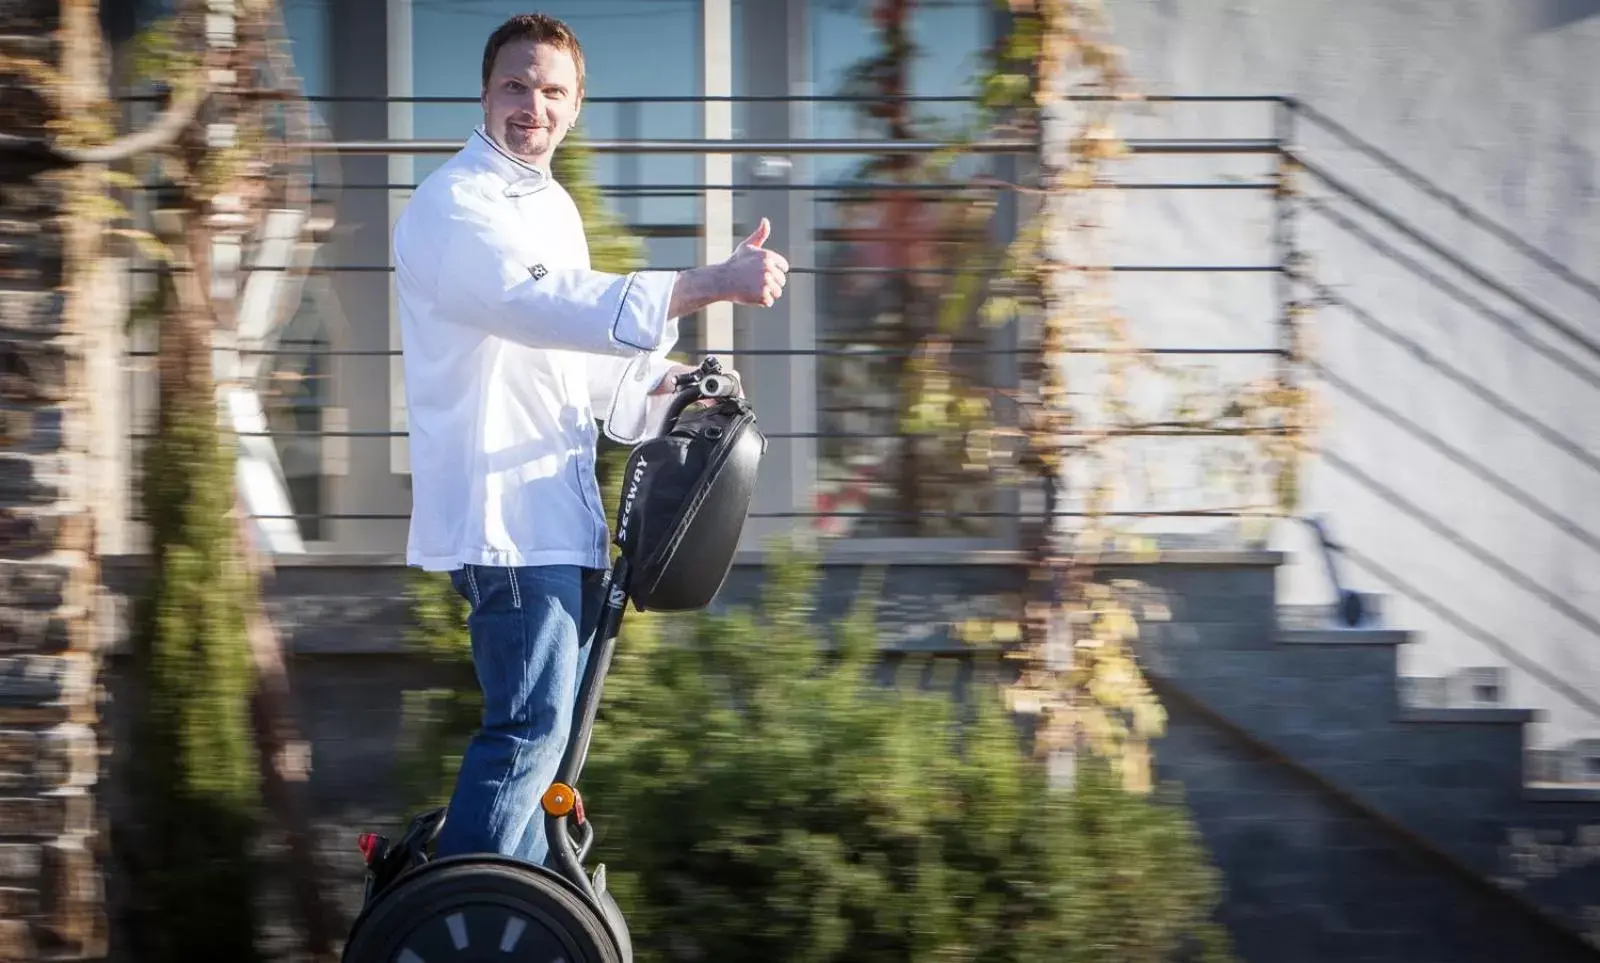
[
  {"xmin": 658, "ymin": 356, "xmax": 741, "ymax": 431},
  {"xmin": 700, "ymin": 373, "xmax": 735, "ymax": 397},
  {"xmin": 660, "ymin": 387, "xmax": 703, "ymax": 428}
]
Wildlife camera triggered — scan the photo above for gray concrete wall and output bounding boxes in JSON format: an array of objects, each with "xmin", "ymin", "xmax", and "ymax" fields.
[
  {"xmin": 1154, "ymin": 696, "xmax": 1600, "ymax": 963},
  {"xmin": 1089, "ymin": 0, "xmax": 1600, "ymax": 751}
]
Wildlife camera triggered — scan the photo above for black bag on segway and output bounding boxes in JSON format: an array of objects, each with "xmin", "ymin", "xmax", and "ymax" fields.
[{"xmin": 612, "ymin": 393, "xmax": 766, "ymax": 612}]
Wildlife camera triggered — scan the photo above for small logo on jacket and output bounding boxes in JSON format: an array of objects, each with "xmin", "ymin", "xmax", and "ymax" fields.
[{"xmin": 530, "ymin": 263, "xmax": 548, "ymax": 280}]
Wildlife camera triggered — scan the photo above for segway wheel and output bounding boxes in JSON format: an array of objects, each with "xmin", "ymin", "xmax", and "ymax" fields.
[{"xmin": 342, "ymin": 858, "xmax": 622, "ymax": 963}]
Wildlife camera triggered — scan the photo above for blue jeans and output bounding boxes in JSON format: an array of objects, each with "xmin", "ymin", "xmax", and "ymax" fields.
[{"xmin": 433, "ymin": 564, "xmax": 603, "ymax": 865}]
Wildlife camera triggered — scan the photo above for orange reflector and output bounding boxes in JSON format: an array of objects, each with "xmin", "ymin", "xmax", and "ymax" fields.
[{"xmin": 541, "ymin": 782, "xmax": 577, "ymax": 817}]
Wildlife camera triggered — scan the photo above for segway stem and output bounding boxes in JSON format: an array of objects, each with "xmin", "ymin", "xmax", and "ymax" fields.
[
  {"xmin": 346, "ymin": 358, "xmax": 750, "ymax": 963},
  {"xmin": 546, "ymin": 359, "xmax": 738, "ymax": 903}
]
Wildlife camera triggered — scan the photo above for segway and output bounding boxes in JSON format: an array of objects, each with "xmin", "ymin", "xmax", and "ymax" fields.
[{"xmin": 342, "ymin": 356, "xmax": 765, "ymax": 963}]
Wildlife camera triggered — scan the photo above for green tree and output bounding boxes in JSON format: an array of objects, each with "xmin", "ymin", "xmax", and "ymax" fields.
[{"xmin": 127, "ymin": 276, "xmax": 265, "ymax": 960}]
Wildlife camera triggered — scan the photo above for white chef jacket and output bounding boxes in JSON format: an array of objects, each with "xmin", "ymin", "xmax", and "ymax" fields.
[{"xmin": 392, "ymin": 126, "xmax": 682, "ymax": 572}]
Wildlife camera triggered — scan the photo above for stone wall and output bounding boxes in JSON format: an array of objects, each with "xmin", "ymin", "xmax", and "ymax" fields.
[
  {"xmin": 0, "ymin": 2, "xmax": 114, "ymax": 959},
  {"xmin": 1152, "ymin": 694, "xmax": 1600, "ymax": 963}
]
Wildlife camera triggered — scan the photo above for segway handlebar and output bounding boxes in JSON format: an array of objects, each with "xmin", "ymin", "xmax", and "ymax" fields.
[{"xmin": 659, "ymin": 355, "xmax": 741, "ymax": 428}]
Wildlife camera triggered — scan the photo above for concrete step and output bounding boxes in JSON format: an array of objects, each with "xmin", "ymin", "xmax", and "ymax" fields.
[
  {"xmin": 1151, "ymin": 681, "xmax": 1600, "ymax": 961},
  {"xmin": 1277, "ymin": 626, "xmax": 1414, "ymax": 646},
  {"xmin": 1153, "ymin": 625, "xmax": 1600, "ymax": 934},
  {"xmin": 1277, "ymin": 591, "xmax": 1387, "ymax": 629}
]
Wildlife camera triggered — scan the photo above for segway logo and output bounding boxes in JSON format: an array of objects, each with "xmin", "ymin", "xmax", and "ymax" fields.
[
  {"xmin": 617, "ymin": 457, "xmax": 646, "ymax": 544},
  {"xmin": 609, "ymin": 585, "xmax": 627, "ymax": 607}
]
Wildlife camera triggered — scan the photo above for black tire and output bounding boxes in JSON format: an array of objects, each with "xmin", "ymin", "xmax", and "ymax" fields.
[
  {"xmin": 595, "ymin": 885, "xmax": 632, "ymax": 963},
  {"xmin": 342, "ymin": 857, "xmax": 622, "ymax": 963}
]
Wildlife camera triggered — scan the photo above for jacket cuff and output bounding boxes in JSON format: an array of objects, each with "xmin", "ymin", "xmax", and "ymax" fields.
[
  {"xmin": 609, "ymin": 270, "xmax": 681, "ymax": 352},
  {"xmin": 601, "ymin": 354, "xmax": 680, "ymax": 445}
]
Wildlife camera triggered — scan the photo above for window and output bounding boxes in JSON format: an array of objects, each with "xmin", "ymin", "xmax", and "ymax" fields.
[
  {"xmin": 807, "ymin": 0, "xmax": 1002, "ymax": 540},
  {"xmin": 407, "ymin": 0, "xmax": 704, "ymax": 202},
  {"xmin": 394, "ymin": 0, "xmax": 711, "ymax": 472}
]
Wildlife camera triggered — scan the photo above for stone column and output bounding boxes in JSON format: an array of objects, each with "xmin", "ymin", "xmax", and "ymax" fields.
[{"xmin": 0, "ymin": 0, "xmax": 112, "ymax": 958}]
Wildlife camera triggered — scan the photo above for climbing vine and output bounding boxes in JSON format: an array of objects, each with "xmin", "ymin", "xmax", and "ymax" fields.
[
  {"xmin": 818, "ymin": 0, "xmax": 1317, "ymax": 791},
  {"xmin": 978, "ymin": 0, "xmax": 1313, "ymax": 788}
]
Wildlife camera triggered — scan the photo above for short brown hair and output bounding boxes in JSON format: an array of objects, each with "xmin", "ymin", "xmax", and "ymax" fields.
[{"xmin": 481, "ymin": 14, "xmax": 586, "ymax": 95}]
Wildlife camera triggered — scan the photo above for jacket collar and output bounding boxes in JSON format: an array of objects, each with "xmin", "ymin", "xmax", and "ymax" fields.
[{"xmin": 466, "ymin": 126, "xmax": 551, "ymax": 198}]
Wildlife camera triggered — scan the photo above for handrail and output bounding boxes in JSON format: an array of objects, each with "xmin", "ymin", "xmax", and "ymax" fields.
[
  {"xmin": 1282, "ymin": 100, "xmax": 1600, "ymax": 734},
  {"xmin": 1321, "ymin": 449, "xmax": 1600, "ymax": 649},
  {"xmin": 1287, "ymin": 98, "xmax": 1600, "ymax": 309},
  {"xmin": 1298, "ymin": 516, "xmax": 1366, "ymax": 627},
  {"xmin": 119, "ymin": 92, "xmax": 1291, "ymax": 106},
  {"xmin": 1321, "ymin": 536, "xmax": 1600, "ymax": 725}
]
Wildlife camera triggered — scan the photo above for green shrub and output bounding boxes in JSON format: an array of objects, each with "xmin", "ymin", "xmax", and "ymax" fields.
[{"xmin": 577, "ymin": 542, "xmax": 1232, "ymax": 963}]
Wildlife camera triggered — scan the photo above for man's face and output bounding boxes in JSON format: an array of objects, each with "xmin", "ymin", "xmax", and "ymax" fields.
[{"xmin": 481, "ymin": 39, "xmax": 582, "ymax": 169}]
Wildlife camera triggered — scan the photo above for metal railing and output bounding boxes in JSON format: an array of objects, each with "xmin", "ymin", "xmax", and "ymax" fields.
[{"xmin": 119, "ymin": 91, "xmax": 1296, "ymax": 541}]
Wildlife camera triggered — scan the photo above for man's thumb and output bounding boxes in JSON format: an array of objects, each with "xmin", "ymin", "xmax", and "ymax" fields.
[{"xmin": 742, "ymin": 217, "xmax": 770, "ymax": 249}]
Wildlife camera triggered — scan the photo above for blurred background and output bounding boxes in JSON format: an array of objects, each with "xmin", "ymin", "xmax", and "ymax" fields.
[{"xmin": 4, "ymin": 0, "xmax": 1600, "ymax": 960}]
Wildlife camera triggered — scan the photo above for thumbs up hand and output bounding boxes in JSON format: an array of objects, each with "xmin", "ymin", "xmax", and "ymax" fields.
[{"xmin": 722, "ymin": 217, "xmax": 789, "ymax": 307}]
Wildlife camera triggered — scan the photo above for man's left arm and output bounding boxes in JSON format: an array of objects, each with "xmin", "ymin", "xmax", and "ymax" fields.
[
  {"xmin": 588, "ymin": 355, "xmax": 742, "ymax": 444},
  {"xmin": 586, "ymin": 353, "xmax": 683, "ymax": 441}
]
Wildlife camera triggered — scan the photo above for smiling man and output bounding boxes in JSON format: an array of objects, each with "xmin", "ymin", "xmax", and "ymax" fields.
[{"xmin": 391, "ymin": 12, "xmax": 788, "ymax": 866}]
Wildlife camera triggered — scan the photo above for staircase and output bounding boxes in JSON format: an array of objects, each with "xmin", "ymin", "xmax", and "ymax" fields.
[{"xmin": 1117, "ymin": 550, "xmax": 1600, "ymax": 963}]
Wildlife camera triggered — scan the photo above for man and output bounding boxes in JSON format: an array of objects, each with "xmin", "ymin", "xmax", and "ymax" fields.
[{"xmin": 391, "ymin": 12, "xmax": 788, "ymax": 866}]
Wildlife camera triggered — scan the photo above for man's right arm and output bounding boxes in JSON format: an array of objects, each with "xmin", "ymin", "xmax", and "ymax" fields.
[
  {"xmin": 667, "ymin": 262, "xmax": 734, "ymax": 320},
  {"xmin": 425, "ymin": 198, "xmax": 681, "ymax": 357},
  {"xmin": 409, "ymin": 195, "xmax": 787, "ymax": 355}
]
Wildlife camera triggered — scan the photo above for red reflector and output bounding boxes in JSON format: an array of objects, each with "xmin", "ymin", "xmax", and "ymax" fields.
[{"xmin": 358, "ymin": 833, "xmax": 380, "ymax": 861}]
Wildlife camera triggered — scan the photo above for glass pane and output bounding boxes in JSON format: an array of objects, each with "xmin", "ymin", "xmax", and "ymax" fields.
[
  {"xmin": 280, "ymin": 0, "xmax": 330, "ymax": 98},
  {"xmin": 409, "ymin": 0, "xmax": 704, "ymax": 240},
  {"xmin": 808, "ymin": 0, "xmax": 1001, "ymax": 539},
  {"xmin": 260, "ymin": 269, "xmax": 345, "ymax": 544}
]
